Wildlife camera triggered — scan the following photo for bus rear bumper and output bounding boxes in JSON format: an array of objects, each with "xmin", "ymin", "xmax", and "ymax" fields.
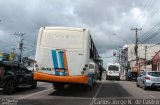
[{"xmin": 34, "ymin": 72, "xmax": 88, "ymax": 84}]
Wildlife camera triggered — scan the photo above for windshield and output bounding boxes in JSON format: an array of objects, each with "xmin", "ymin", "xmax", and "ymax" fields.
[
  {"xmin": 148, "ymin": 72, "xmax": 160, "ymax": 77},
  {"xmin": 108, "ymin": 65, "xmax": 119, "ymax": 71},
  {"xmin": 41, "ymin": 30, "xmax": 84, "ymax": 49}
]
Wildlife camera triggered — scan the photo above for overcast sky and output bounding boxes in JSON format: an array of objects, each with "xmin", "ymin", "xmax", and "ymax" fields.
[{"xmin": 0, "ymin": 0, "xmax": 160, "ymax": 65}]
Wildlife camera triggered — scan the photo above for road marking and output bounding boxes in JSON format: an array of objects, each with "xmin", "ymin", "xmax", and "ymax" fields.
[
  {"xmin": 89, "ymin": 80, "xmax": 104, "ymax": 105},
  {"xmin": 19, "ymin": 88, "xmax": 53, "ymax": 99},
  {"xmin": 150, "ymin": 95, "xmax": 155, "ymax": 98}
]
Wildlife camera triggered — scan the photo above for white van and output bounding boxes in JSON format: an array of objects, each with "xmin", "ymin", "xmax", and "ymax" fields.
[{"xmin": 106, "ymin": 63, "xmax": 121, "ymax": 80}]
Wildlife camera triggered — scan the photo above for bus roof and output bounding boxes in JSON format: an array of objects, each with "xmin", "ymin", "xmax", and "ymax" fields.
[{"xmin": 40, "ymin": 26, "xmax": 89, "ymax": 32}]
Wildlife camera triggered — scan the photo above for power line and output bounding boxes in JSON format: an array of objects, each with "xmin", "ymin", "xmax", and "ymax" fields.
[
  {"xmin": 141, "ymin": 28, "xmax": 160, "ymax": 43},
  {"xmin": 150, "ymin": 32, "xmax": 160, "ymax": 43},
  {"xmin": 131, "ymin": 0, "xmax": 160, "ymax": 44},
  {"xmin": 139, "ymin": 22, "xmax": 160, "ymax": 43},
  {"xmin": 137, "ymin": 0, "xmax": 160, "ymax": 42},
  {"xmin": 126, "ymin": 0, "xmax": 150, "ymax": 42},
  {"xmin": 134, "ymin": 0, "xmax": 151, "ymax": 27},
  {"xmin": 141, "ymin": 6, "xmax": 160, "ymax": 28},
  {"xmin": 136, "ymin": 0, "xmax": 157, "ymax": 28},
  {"xmin": 139, "ymin": 22, "xmax": 160, "ymax": 39}
]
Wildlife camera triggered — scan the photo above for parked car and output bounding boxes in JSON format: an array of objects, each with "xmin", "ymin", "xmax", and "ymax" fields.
[
  {"xmin": 136, "ymin": 71, "xmax": 160, "ymax": 90},
  {"xmin": 0, "ymin": 61, "xmax": 37, "ymax": 94},
  {"xmin": 125, "ymin": 71, "xmax": 138, "ymax": 81}
]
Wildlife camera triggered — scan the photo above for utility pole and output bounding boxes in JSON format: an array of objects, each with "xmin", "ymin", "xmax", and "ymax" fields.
[
  {"xmin": 12, "ymin": 47, "xmax": 16, "ymax": 61},
  {"xmin": 14, "ymin": 32, "xmax": 25, "ymax": 63},
  {"xmin": 131, "ymin": 28, "xmax": 142, "ymax": 72},
  {"xmin": 118, "ymin": 49, "xmax": 120, "ymax": 64},
  {"xmin": 12, "ymin": 47, "xmax": 16, "ymax": 54},
  {"xmin": 145, "ymin": 46, "xmax": 147, "ymax": 71}
]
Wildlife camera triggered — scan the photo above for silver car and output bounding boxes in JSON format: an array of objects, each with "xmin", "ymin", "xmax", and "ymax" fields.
[{"xmin": 136, "ymin": 71, "xmax": 160, "ymax": 90}]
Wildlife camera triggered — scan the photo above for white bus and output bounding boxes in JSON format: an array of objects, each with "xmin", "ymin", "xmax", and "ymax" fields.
[
  {"xmin": 34, "ymin": 27, "xmax": 102, "ymax": 89},
  {"xmin": 106, "ymin": 63, "xmax": 121, "ymax": 80}
]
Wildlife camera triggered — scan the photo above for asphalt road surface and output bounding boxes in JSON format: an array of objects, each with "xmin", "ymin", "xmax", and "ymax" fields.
[{"xmin": 0, "ymin": 74, "xmax": 160, "ymax": 105}]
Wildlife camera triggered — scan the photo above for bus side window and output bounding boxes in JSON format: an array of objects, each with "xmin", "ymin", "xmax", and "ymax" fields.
[
  {"xmin": 90, "ymin": 36, "xmax": 99, "ymax": 62},
  {"xmin": 90, "ymin": 38, "xmax": 94, "ymax": 59}
]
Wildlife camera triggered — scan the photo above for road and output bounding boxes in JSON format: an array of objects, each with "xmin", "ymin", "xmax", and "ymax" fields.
[{"xmin": 0, "ymin": 74, "xmax": 160, "ymax": 105}]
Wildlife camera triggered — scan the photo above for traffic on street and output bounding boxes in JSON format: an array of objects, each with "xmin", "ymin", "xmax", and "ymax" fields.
[
  {"xmin": 1, "ymin": 1, "xmax": 160, "ymax": 105},
  {"xmin": 0, "ymin": 73, "xmax": 160, "ymax": 105}
]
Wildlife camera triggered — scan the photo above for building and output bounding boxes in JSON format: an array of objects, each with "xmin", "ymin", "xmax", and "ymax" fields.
[
  {"xmin": 0, "ymin": 52, "xmax": 15, "ymax": 61},
  {"xmin": 22, "ymin": 57, "xmax": 34, "ymax": 71},
  {"xmin": 121, "ymin": 44, "xmax": 160, "ymax": 72},
  {"xmin": 118, "ymin": 45, "xmax": 128, "ymax": 74},
  {"xmin": 152, "ymin": 50, "xmax": 160, "ymax": 71}
]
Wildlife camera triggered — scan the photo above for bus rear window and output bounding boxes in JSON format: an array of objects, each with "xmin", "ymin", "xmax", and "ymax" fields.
[
  {"xmin": 108, "ymin": 65, "xmax": 119, "ymax": 71},
  {"xmin": 41, "ymin": 30, "xmax": 84, "ymax": 49}
]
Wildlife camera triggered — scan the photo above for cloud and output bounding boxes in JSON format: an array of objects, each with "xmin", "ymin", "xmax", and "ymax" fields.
[{"xmin": 0, "ymin": 0, "xmax": 160, "ymax": 63}]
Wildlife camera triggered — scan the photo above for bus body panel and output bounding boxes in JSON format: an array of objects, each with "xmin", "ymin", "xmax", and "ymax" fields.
[{"xmin": 34, "ymin": 27, "xmax": 91, "ymax": 84}]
